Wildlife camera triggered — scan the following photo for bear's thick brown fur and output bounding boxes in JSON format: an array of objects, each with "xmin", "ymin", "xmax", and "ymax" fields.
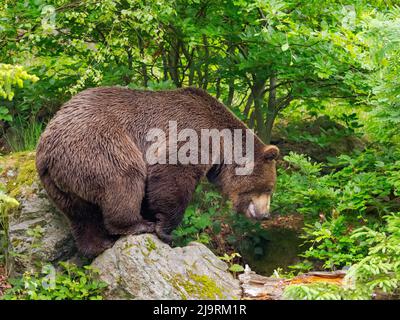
[{"xmin": 36, "ymin": 87, "xmax": 279, "ymax": 257}]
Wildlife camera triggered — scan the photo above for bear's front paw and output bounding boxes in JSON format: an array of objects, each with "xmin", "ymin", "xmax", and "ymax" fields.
[
  {"xmin": 128, "ymin": 221, "xmax": 156, "ymax": 235},
  {"xmin": 155, "ymin": 228, "xmax": 173, "ymax": 245}
]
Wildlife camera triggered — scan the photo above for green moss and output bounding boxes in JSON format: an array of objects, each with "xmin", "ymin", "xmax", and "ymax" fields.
[
  {"xmin": 122, "ymin": 243, "xmax": 136, "ymax": 252},
  {"xmin": 0, "ymin": 151, "xmax": 38, "ymax": 198},
  {"xmin": 145, "ymin": 236, "xmax": 157, "ymax": 253},
  {"xmin": 165, "ymin": 273, "xmax": 190, "ymax": 300},
  {"xmin": 187, "ymin": 271, "xmax": 225, "ymax": 299},
  {"xmin": 166, "ymin": 271, "xmax": 225, "ymax": 300}
]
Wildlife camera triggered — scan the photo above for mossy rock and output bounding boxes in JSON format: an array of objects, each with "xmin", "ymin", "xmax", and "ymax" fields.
[
  {"xmin": 0, "ymin": 151, "xmax": 76, "ymax": 275},
  {"xmin": 92, "ymin": 234, "xmax": 241, "ymax": 300},
  {"xmin": 167, "ymin": 271, "xmax": 225, "ymax": 300},
  {"xmin": 0, "ymin": 151, "xmax": 38, "ymax": 199}
]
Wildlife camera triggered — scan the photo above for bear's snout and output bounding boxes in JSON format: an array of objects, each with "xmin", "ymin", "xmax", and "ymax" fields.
[{"xmin": 245, "ymin": 194, "xmax": 271, "ymax": 220}]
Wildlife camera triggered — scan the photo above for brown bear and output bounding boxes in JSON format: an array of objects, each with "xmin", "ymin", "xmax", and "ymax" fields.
[{"xmin": 36, "ymin": 86, "xmax": 279, "ymax": 257}]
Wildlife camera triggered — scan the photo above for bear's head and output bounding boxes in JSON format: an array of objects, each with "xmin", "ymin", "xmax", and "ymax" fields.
[{"xmin": 217, "ymin": 145, "xmax": 279, "ymax": 220}]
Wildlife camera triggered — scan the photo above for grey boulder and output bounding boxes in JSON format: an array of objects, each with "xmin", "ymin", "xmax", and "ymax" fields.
[{"xmin": 92, "ymin": 234, "xmax": 242, "ymax": 300}]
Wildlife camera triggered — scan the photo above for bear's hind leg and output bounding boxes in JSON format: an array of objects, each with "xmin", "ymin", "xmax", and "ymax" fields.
[
  {"xmin": 101, "ymin": 176, "xmax": 155, "ymax": 236},
  {"xmin": 69, "ymin": 203, "xmax": 119, "ymax": 258},
  {"xmin": 40, "ymin": 173, "xmax": 117, "ymax": 257}
]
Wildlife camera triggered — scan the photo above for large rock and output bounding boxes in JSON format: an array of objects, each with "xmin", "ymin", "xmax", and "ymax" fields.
[
  {"xmin": 0, "ymin": 152, "xmax": 76, "ymax": 274},
  {"xmin": 91, "ymin": 234, "xmax": 242, "ymax": 300}
]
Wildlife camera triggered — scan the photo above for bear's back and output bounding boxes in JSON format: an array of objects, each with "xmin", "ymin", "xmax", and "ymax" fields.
[{"xmin": 40, "ymin": 86, "xmax": 253, "ymax": 157}]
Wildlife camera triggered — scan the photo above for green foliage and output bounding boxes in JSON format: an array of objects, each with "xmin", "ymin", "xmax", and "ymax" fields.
[
  {"xmin": 0, "ymin": 193, "xmax": 19, "ymax": 270},
  {"xmin": 172, "ymin": 185, "xmax": 223, "ymax": 246},
  {"xmin": 0, "ymin": 0, "xmax": 399, "ymax": 301},
  {"xmin": 3, "ymin": 117, "xmax": 43, "ymax": 152},
  {"xmin": 279, "ymin": 114, "xmax": 363, "ymax": 152},
  {"xmin": 173, "ymin": 183, "xmax": 270, "ymax": 258},
  {"xmin": 299, "ymin": 214, "xmax": 367, "ymax": 269},
  {"xmin": 219, "ymin": 252, "xmax": 245, "ymax": 274},
  {"xmin": 345, "ymin": 213, "xmax": 400, "ymax": 297},
  {"xmin": 274, "ymin": 148, "xmax": 400, "ymax": 219},
  {"xmin": 0, "ymin": 64, "xmax": 39, "ymax": 122},
  {"xmin": 2, "ymin": 262, "xmax": 107, "ymax": 300},
  {"xmin": 1, "ymin": 0, "xmax": 396, "ymax": 142},
  {"xmin": 273, "ymin": 148, "xmax": 399, "ymax": 271},
  {"xmin": 226, "ymin": 213, "xmax": 270, "ymax": 257},
  {"xmin": 283, "ymin": 282, "xmax": 345, "ymax": 300},
  {"xmin": 361, "ymin": 10, "xmax": 400, "ymax": 144},
  {"xmin": 283, "ymin": 213, "xmax": 400, "ymax": 300},
  {"xmin": 273, "ymin": 152, "xmax": 337, "ymax": 216},
  {"xmin": 172, "ymin": 205, "xmax": 213, "ymax": 245}
]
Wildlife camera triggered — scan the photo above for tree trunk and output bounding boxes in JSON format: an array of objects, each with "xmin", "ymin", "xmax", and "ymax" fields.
[
  {"xmin": 224, "ymin": 45, "xmax": 235, "ymax": 107},
  {"xmin": 188, "ymin": 49, "xmax": 195, "ymax": 86},
  {"xmin": 124, "ymin": 47, "xmax": 133, "ymax": 85},
  {"xmin": 168, "ymin": 38, "xmax": 181, "ymax": 87},
  {"xmin": 254, "ymin": 100, "xmax": 267, "ymax": 142},
  {"xmin": 265, "ymin": 75, "xmax": 278, "ymax": 144},
  {"xmin": 216, "ymin": 77, "xmax": 221, "ymax": 99},
  {"xmin": 137, "ymin": 34, "xmax": 148, "ymax": 88},
  {"xmin": 202, "ymin": 35, "xmax": 209, "ymax": 90},
  {"xmin": 243, "ymin": 93, "xmax": 254, "ymax": 119},
  {"xmin": 127, "ymin": 47, "xmax": 133, "ymax": 70},
  {"xmin": 181, "ymin": 45, "xmax": 195, "ymax": 86},
  {"xmin": 161, "ymin": 46, "xmax": 169, "ymax": 81},
  {"xmin": 264, "ymin": 108, "xmax": 277, "ymax": 144},
  {"xmin": 251, "ymin": 78, "xmax": 267, "ymax": 142},
  {"xmin": 248, "ymin": 110, "xmax": 255, "ymax": 129},
  {"xmin": 264, "ymin": 76, "xmax": 294, "ymax": 144},
  {"xmin": 226, "ymin": 79, "xmax": 235, "ymax": 107}
]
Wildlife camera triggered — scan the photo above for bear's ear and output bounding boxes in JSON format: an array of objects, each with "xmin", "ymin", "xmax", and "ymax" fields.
[{"xmin": 263, "ymin": 145, "xmax": 279, "ymax": 161}]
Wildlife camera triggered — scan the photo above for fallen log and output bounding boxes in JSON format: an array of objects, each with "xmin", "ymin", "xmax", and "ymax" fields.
[{"xmin": 239, "ymin": 265, "xmax": 346, "ymax": 300}]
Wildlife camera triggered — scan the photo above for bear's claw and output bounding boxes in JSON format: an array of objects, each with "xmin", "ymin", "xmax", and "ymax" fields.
[
  {"xmin": 118, "ymin": 221, "xmax": 156, "ymax": 236},
  {"xmin": 155, "ymin": 229, "xmax": 173, "ymax": 245}
]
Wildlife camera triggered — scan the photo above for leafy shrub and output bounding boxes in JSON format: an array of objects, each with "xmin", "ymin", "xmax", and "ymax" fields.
[
  {"xmin": 225, "ymin": 213, "xmax": 270, "ymax": 257},
  {"xmin": 274, "ymin": 148, "xmax": 400, "ymax": 219},
  {"xmin": 345, "ymin": 212, "xmax": 400, "ymax": 297},
  {"xmin": 0, "ymin": 193, "xmax": 19, "ymax": 272},
  {"xmin": 173, "ymin": 183, "xmax": 270, "ymax": 257},
  {"xmin": 276, "ymin": 113, "xmax": 364, "ymax": 158},
  {"xmin": 172, "ymin": 203, "xmax": 214, "ymax": 246},
  {"xmin": 283, "ymin": 213, "xmax": 400, "ymax": 300},
  {"xmin": 219, "ymin": 252, "xmax": 245, "ymax": 275},
  {"xmin": 283, "ymin": 282, "xmax": 346, "ymax": 300},
  {"xmin": 2, "ymin": 262, "xmax": 107, "ymax": 300},
  {"xmin": 272, "ymin": 152, "xmax": 338, "ymax": 216},
  {"xmin": 298, "ymin": 214, "xmax": 367, "ymax": 269},
  {"xmin": 0, "ymin": 64, "xmax": 39, "ymax": 122},
  {"xmin": 172, "ymin": 184, "xmax": 224, "ymax": 246},
  {"xmin": 3, "ymin": 117, "xmax": 43, "ymax": 152},
  {"xmin": 273, "ymin": 148, "xmax": 400, "ymax": 273}
]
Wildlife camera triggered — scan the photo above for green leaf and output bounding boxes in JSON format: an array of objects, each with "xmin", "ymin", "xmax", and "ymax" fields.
[{"xmin": 229, "ymin": 264, "xmax": 245, "ymax": 273}]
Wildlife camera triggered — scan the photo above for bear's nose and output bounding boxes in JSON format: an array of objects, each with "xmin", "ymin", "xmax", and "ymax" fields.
[
  {"xmin": 245, "ymin": 203, "xmax": 270, "ymax": 220},
  {"xmin": 248, "ymin": 194, "xmax": 271, "ymax": 220},
  {"xmin": 246, "ymin": 202, "xmax": 257, "ymax": 219}
]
